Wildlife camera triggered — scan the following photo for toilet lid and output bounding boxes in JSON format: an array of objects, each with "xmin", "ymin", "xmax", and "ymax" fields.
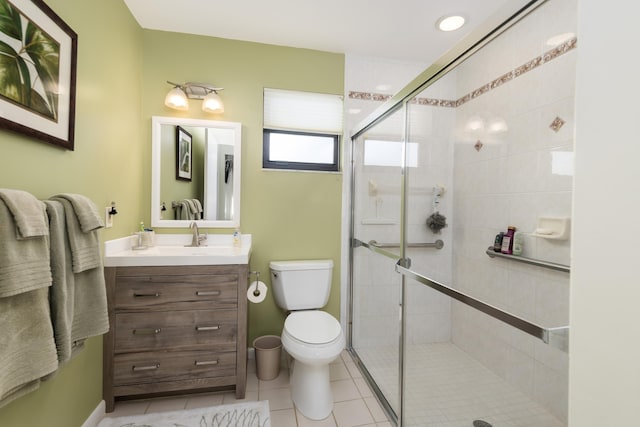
[{"xmin": 284, "ymin": 311, "xmax": 341, "ymax": 344}]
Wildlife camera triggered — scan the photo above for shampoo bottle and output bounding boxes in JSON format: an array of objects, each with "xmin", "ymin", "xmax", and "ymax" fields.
[{"xmin": 501, "ymin": 226, "xmax": 516, "ymax": 254}]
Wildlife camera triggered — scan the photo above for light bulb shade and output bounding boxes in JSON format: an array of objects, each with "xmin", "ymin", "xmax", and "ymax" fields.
[
  {"xmin": 202, "ymin": 91, "xmax": 224, "ymax": 113},
  {"xmin": 165, "ymin": 87, "xmax": 189, "ymax": 111}
]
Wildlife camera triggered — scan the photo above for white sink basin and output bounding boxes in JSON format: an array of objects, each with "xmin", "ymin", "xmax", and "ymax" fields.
[{"xmin": 104, "ymin": 234, "xmax": 251, "ymax": 267}]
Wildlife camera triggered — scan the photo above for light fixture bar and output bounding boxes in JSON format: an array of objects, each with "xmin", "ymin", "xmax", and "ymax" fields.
[{"xmin": 165, "ymin": 81, "xmax": 225, "ymax": 113}]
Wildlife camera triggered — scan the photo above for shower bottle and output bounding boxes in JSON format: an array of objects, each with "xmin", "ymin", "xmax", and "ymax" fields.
[{"xmin": 501, "ymin": 226, "xmax": 516, "ymax": 254}]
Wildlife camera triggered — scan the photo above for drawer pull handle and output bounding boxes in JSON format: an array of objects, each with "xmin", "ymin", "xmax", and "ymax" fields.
[
  {"xmin": 196, "ymin": 325, "xmax": 220, "ymax": 331},
  {"xmin": 133, "ymin": 292, "xmax": 161, "ymax": 297},
  {"xmin": 132, "ymin": 364, "xmax": 159, "ymax": 371},
  {"xmin": 196, "ymin": 290, "xmax": 221, "ymax": 296},
  {"xmin": 195, "ymin": 359, "xmax": 219, "ymax": 366},
  {"xmin": 133, "ymin": 328, "xmax": 161, "ymax": 335}
]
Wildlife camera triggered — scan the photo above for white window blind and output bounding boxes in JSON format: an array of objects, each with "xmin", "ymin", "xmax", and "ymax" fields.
[{"xmin": 264, "ymin": 88, "xmax": 343, "ymax": 134}]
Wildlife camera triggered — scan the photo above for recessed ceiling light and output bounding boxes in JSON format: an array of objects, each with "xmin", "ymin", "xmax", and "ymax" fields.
[
  {"xmin": 375, "ymin": 84, "xmax": 391, "ymax": 91},
  {"xmin": 437, "ymin": 15, "xmax": 465, "ymax": 32}
]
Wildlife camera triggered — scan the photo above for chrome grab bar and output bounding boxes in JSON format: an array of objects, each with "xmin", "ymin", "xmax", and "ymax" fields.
[
  {"xmin": 353, "ymin": 238, "xmax": 401, "ymax": 261},
  {"xmin": 370, "ymin": 239, "xmax": 444, "ymax": 250},
  {"xmin": 395, "ymin": 262, "xmax": 569, "ymax": 353},
  {"xmin": 485, "ymin": 247, "xmax": 570, "ymax": 273}
]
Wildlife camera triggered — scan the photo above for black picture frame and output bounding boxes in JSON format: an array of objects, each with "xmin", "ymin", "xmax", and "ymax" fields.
[
  {"xmin": 0, "ymin": 0, "xmax": 78, "ymax": 150},
  {"xmin": 176, "ymin": 125, "xmax": 192, "ymax": 181}
]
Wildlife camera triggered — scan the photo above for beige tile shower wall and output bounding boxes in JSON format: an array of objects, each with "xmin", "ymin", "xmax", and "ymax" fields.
[{"xmin": 451, "ymin": 0, "xmax": 576, "ymax": 423}]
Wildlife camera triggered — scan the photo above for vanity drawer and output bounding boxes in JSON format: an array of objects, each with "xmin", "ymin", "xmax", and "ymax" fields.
[
  {"xmin": 113, "ymin": 349, "xmax": 237, "ymax": 386},
  {"xmin": 115, "ymin": 274, "xmax": 238, "ymax": 311},
  {"xmin": 115, "ymin": 309, "xmax": 237, "ymax": 353}
]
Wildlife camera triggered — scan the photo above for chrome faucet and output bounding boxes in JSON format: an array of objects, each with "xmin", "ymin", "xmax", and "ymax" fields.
[{"xmin": 187, "ymin": 221, "xmax": 207, "ymax": 247}]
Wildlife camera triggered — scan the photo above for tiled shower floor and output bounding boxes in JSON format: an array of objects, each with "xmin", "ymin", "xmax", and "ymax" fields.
[{"xmin": 355, "ymin": 343, "xmax": 565, "ymax": 427}]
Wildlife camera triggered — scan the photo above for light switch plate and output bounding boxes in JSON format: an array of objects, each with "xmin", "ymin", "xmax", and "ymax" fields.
[{"xmin": 105, "ymin": 207, "xmax": 113, "ymax": 228}]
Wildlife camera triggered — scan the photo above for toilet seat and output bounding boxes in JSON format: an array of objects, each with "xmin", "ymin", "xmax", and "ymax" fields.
[{"xmin": 284, "ymin": 311, "xmax": 341, "ymax": 345}]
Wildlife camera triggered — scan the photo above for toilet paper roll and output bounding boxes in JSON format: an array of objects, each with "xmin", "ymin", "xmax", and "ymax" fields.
[{"xmin": 247, "ymin": 281, "xmax": 268, "ymax": 303}]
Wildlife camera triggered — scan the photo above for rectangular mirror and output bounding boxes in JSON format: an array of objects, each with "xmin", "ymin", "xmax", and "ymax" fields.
[{"xmin": 151, "ymin": 116, "xmax": 241, "ymax": 228}]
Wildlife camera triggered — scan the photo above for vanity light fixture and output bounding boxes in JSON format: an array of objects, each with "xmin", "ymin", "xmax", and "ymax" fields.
[
  {"xmin": 436, "ymin": 14, "xmax": 465, "ymax": 32},
  {"xmin": 164, "ymin": 81, "xmax": 225, "ymax": 113}
]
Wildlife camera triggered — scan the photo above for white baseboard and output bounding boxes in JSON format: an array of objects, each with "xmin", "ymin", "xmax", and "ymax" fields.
[{"xmin": 82, "ymin": 400, "xmax": 105, "ymax": 427}]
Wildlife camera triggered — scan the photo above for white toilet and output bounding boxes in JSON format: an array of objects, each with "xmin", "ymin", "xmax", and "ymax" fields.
[{"xmin": 269, "ymin": 259, "xmax": 345, "ymax": 420}]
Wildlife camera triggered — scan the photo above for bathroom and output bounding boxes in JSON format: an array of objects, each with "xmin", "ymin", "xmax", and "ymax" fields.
[{"xmin": 0, "ymin": 0, "xmax": 637, "ymax": 426}]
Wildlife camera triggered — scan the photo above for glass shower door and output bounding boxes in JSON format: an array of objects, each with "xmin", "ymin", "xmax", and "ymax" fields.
[
  {"xmin": 350, "ymin": 105, "xmax": 406, "ymax": 417},
  {"xmin": 397, "ymin": 0, "xmax": 574, "ymax": 423}
]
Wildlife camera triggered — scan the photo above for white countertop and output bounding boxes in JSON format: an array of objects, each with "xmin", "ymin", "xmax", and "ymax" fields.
[{"xmin": 104, "ymin": 233, "xmax": 251, "ymax": 267}]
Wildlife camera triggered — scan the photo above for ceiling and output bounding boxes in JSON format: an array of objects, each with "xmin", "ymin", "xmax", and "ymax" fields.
[{"xmin": 123, "ymin": 0, "xmax": 523, "ymax": 64}]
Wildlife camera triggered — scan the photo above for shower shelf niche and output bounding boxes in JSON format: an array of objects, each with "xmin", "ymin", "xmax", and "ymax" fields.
[{"xmin": 485, "ymin": 247, "xmax": 570, "ymax": 273}]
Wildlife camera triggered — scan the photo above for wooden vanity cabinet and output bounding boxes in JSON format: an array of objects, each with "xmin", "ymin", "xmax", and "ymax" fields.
[{"xmin": 103, "ymin": 264, "xmax": 248, "ymax": 412}]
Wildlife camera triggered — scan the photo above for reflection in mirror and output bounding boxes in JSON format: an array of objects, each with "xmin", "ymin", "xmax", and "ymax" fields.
[{"xmin": 151, "ymin": 116, "xmax": 241, "ymax": 228}]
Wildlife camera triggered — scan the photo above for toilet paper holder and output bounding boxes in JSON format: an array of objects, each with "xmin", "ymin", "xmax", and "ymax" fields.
[{"xmin": 249, "ymin": 271, "xmax": 262, "ymax": 297}]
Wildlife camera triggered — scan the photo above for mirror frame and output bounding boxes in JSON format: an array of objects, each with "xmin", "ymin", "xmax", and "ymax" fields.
[{"xmin": 151, "ymin": 116, "xmax": 242, "ymax": 228}]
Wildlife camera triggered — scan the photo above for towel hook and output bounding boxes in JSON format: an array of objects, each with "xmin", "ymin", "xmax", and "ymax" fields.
[{"xmin": 108, "ymin": 201, "xmax": 117, "ymax": 215}]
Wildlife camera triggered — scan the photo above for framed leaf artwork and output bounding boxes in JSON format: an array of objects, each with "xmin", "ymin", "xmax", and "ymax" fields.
[{"xmin": 0, "ymin": 0, "xmax": 77, "ymax": 150}]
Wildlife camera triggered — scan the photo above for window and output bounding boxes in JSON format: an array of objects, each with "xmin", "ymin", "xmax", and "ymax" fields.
[
  {"xmin": 363, "ymin": 139, "xmax": 419, "ymax": 167},
  {"xmin": 263, "ymin": 88, "xmax": 343, "ymax": 172},
  {"xmin": 263, "ymin": 129, "xmax": 339, "ymax": 171}
]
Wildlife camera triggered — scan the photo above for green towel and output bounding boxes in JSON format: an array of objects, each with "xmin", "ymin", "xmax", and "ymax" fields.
[
  {"xmin": 44, "ymin": 200, "xmax": 109, "ymax": 364},
  {"xmin": 51, "ymin": 193, "xmax": 104, "ymax": 232},
  {"xmin": 0, "ymin": 196, "xmax": 52, "ymax": 298},
  {"xmin": 44, "ymin": 200, "xmax": 75, "ymax": 363},
  {"xmin": 0, "ymin": 288, "xmax": 59, "ymax": 408},
  {"xmin": 50, "ymin": 197, "xmax": 102, "ymax": 273},
  {"xmin": 0, "ymin": 188, "xmax": 48, "ymax": 239}
]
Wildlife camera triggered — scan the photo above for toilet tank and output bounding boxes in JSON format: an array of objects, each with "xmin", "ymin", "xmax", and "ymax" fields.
[{"xmin": 269, "ymin": 260, "xmax": 333, "ymax": 310}]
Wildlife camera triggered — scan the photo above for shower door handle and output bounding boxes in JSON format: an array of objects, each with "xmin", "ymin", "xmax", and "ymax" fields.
[{"xmin": 394, "ymin": 261, "xmax": 569, "ymax": 353}]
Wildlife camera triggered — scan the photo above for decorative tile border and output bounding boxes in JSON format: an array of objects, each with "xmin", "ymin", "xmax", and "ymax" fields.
[
  {"xmin": 549, "ymin": 116, "xmax": 566, "ymax": 132},
  {"xmin": 348, "ymin": 37, "xmax": 577, "ymax": 109}
]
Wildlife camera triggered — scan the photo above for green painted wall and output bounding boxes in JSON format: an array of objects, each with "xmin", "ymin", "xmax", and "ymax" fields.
[
  {"xmin": 0, "ymin": 0, "xmax": 143, "ymax": 426},
  {"xmin": 141, "ymin": 30, "xmax": 345, "ymax": 344},
  {"xmin": 0, "ymin": 2, "xmax": 344, "ymax": 426}
]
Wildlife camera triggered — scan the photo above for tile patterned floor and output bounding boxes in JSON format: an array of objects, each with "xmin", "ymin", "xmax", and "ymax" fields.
[
  {"xmin": 356, "ymin": 343, "xmax": 565, "ymax": 427},
  {"xmin": 103, "ymin": 350, "xmax": 392, "ymax": 427}
]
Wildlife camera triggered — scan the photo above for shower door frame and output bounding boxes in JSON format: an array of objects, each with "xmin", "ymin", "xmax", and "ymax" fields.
[{"xmin": 346, "ymin": 1, "xmax": 554, "ymax": 425}]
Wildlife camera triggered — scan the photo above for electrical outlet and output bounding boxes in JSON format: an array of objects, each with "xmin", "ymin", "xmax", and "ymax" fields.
[{"xmin": 105, "ymin": 207, "xmax": 113, "ymax": 228}]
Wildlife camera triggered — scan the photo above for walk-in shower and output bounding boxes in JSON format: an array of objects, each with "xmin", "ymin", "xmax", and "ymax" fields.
[{"xmin": 347, "ymin": 0, "xmax": 574, "ymax": 425}]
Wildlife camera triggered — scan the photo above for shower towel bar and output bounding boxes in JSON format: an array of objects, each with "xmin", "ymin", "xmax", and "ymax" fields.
[
  {"xmin": 369, "ymin": 239, "xmax": 444, "ymax": 250},
  {"xmin": 395, "ymin": 262, "xmax": 569, "ymax": 353}
]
